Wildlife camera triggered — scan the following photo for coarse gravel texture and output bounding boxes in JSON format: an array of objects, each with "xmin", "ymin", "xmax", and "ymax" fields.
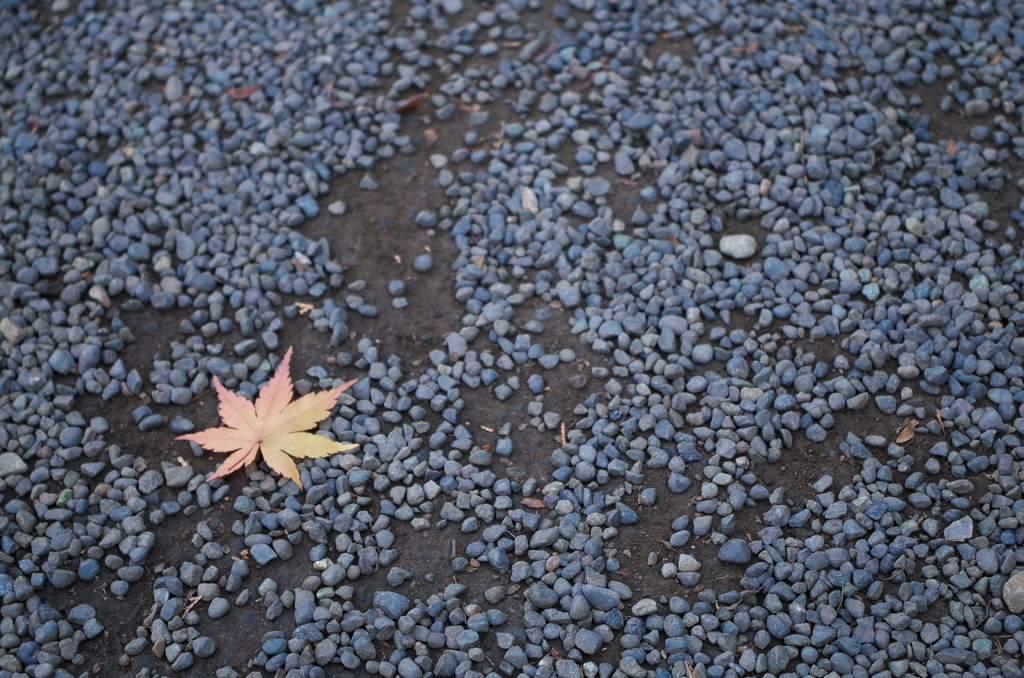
[{"xmin": 4, "ymin": 0, "xmax": 1024, "ymax": 678}]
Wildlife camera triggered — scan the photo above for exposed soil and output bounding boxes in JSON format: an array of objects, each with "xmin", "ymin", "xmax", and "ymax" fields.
[
  {"xmin": 909, "ymin": 78, "xmax": 1024, "ymax": 248},
  {"xmin": 31, "ymin": 12, "xmax": 1015, "ymax": 678},
  {"xmin": 77, "ymin": 159, "xmax": 949, "ymax": 676}
]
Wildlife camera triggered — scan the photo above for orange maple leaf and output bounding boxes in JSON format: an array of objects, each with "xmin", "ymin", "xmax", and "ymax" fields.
[{"xmin": 178, "ymin": 347, "xmax": 358, "ymax": 489}]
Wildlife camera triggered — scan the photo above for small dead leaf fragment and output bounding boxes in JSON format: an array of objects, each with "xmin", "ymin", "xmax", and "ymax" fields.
[
  {"xmin": 522, "ymin": 186, "xmax": 539, "ymax": 215},
  {"xmin": 178, "ymin": 347, "xmax": 358, "ymax": 489},
  {"xmin": 682, "ymin": 129, "xmax": 702, "ymax": 146},
  {"xmin": 946, "ymin": 139, "xmax": 959, "ymax": 155},
  {"xmin": 521, "ymin": 497, "xmax": 546, "ymax": 508},
  {"xmin": 731, "ymin": 40, "xmax": 758, "ymax": 56},
  {"xmin": 395, "ymin": 92, "xmax": 427, "ymax": 113},
  {"xmin": 423, "ymin": 128, "xmax": 438, "ymax": 149},
  {"xmin": 896, "ymin": 419, "xmax": 919, "ymax": 444},
  {"xmin": 295, "ymin": 302, "xmax": 314, "ymax": 315},
  {"xmin": 226, "ymin": 85, "xmax": 260, "ymax": 99}
]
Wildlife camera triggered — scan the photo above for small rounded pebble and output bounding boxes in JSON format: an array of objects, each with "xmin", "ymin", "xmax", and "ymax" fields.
[{"xmin": 413, "ymin": 254, "xmax": 434, "ymax": 272}]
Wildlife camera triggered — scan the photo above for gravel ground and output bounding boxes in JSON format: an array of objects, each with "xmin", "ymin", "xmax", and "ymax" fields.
[{"xmin": 3, "ymin": 0, "xmax": 1024, "ymax": 677}]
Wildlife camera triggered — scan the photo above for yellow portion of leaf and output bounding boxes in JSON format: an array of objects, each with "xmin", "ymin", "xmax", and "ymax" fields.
[
  {"xmin": 177, "ymin": 346, "xmax": 358, "ymax": 490},
  {"xmin": 264, "ymin": 431, "xmax": 353, "ymax": 460},
  {"xmin": 261, "ymin": 444, "xmax": 301, "ymax": 489},
  {"xmin": 266, "ymin": 380, "xmax": 357, "ymax": 435}
]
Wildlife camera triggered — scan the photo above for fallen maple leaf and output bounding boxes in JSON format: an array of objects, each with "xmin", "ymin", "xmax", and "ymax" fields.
[{"xmin": 178, "ymin": 347, "xmax": 357, "ymax": 489}]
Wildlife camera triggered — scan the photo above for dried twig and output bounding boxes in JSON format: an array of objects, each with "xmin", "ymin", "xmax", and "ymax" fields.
[
  {"xmin": 880, "ymin": 564, "xmax": 908, "ymax": 581},
  {"xmin": 142, "ymin": 602, "xmax": 160, "ymax": 627},
  {"xmin": 182, "ymin": 595, "xmax": 203, "ymax": 615},
  {"xmin": 937, "ymin": 409, "xmax": 947, "ymax": 435}
]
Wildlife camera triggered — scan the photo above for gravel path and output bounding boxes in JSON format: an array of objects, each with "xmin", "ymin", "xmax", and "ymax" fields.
[{"xmin": 2, "ymin": 0, "xmax": 1024, "ymax": 677}]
